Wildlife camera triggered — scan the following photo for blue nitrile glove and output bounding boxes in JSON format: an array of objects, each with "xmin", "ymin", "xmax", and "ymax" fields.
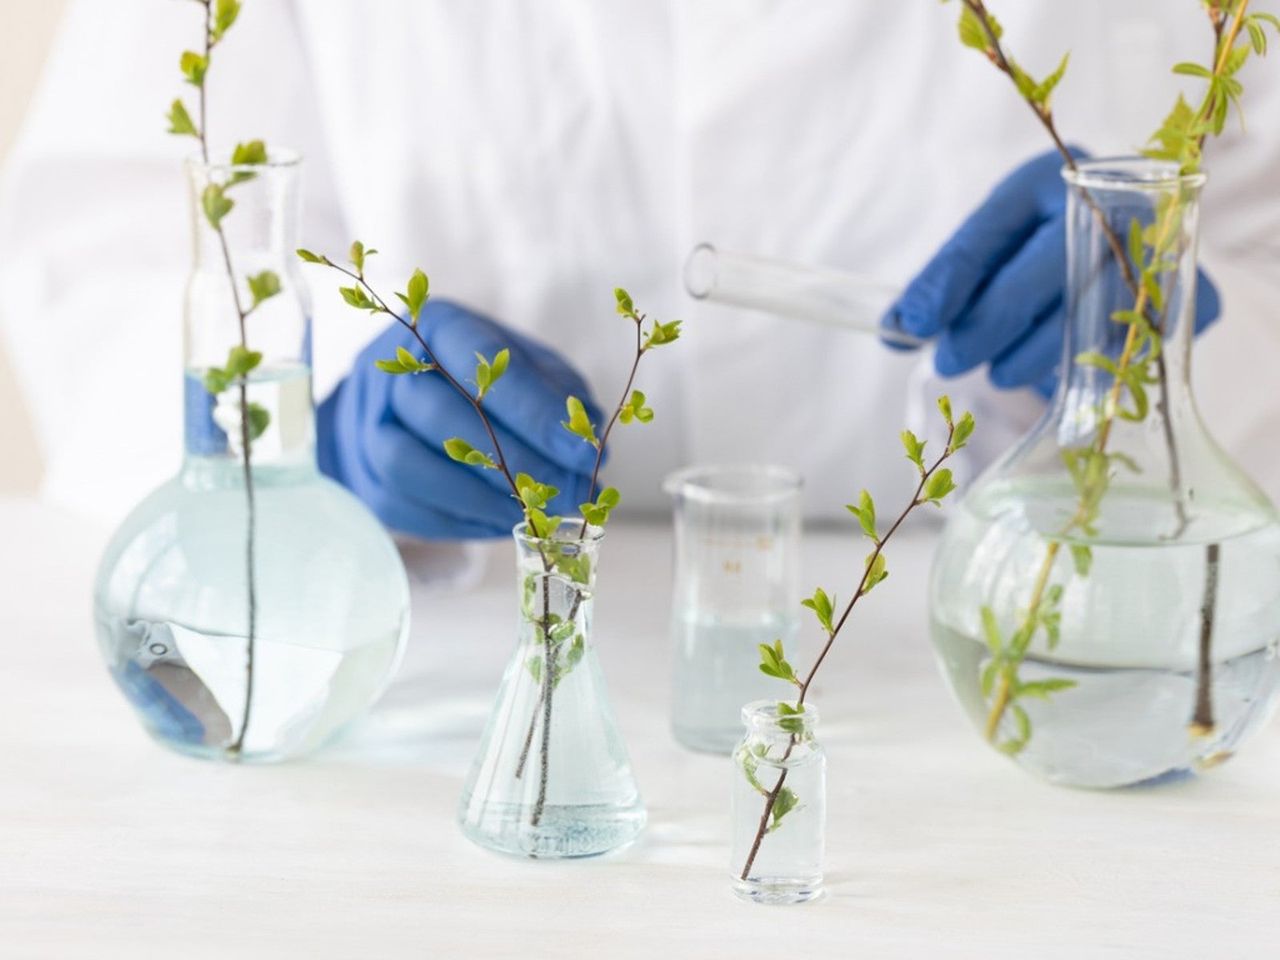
[
  {"xmin": 882, "ymin": 148, "xmax": 1221, "ymax": 395},
  {"xmin": 318, "ymin": 301, "xmax": 603, "ymax": 539}
]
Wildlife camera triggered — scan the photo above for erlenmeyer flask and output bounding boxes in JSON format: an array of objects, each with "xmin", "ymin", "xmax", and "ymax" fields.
[{"xmin": 458, "ymin": 523, "xmax": 646, "ymax": 858}]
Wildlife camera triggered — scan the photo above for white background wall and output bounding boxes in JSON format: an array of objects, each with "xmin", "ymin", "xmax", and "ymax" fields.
[{"xmin": 0, "ymin": 0, "xmax": 67, "ymax": 493}]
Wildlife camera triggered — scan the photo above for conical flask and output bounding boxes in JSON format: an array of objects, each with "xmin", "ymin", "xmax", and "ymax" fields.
[
  {"xmin": 930, "ymin": 158, "xmax": 1280, "ymax": 787},
  {"xmin": 458, "ymin": 523, "xmax": 646, "ymax": 858}
]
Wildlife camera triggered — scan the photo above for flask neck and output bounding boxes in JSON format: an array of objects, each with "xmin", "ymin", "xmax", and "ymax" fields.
[
  {"xmin": 182, "ymin": 152, "xmax": 315, "ymax": 478},
  {"xmin": 1055, "ymin": 159, "xmax": 1203, "ymax": 445}
]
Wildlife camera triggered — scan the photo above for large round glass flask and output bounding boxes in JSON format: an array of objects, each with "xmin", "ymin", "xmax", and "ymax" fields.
[
  {"xmin": 930, "ymin": 158, "xmax": 1280, "ymax": 788},
  {"xmin": 94, "ymin": 152, "xmax": 409, "ymax": 762}
]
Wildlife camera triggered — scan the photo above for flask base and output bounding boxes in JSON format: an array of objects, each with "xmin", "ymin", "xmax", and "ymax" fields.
[{"xmin": 458, "ymin": 801, "xmax": 647, "ymax": 860}]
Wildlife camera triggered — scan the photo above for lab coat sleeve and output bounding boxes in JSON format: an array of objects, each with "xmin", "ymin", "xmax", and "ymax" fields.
[{"xmin": 0, "ymin": 0, "xmax": 350, "ymax": 523}]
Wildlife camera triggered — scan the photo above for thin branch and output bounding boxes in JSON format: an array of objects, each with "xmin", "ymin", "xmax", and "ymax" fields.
[{"xmin": 739, "ymin": 424, "xmax": 959, "ymax": 881}]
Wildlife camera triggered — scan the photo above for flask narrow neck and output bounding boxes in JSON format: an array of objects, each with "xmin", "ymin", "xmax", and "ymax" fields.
[
  {"xmin": 182, "ymin": 153, "xmax": 315, "ymax": 478},
  {"xmin": 1056, "ymin": 160, "xmax": 1204, "ymax": 445}
]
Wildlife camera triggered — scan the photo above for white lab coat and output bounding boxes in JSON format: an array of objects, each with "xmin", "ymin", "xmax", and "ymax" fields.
[{"xmin": 3, "ymin": 0, "xmax": 1279, "ymax": 525}]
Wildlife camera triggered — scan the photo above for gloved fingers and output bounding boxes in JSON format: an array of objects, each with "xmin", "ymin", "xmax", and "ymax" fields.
[
  {"xmin": 1193, "ymin": 266, "xmax": 1221, "ymax": 334},
  {"xmin": 988, "ymin": 301, "xmax": 1065, "ymax": 390},
  {"xmin": 418, "ymin": 302, "xmax": 604, "ymax": 473},
  {"xmin": 387, "ymin": 369, "xmax": 594, "ymax": 513},
  {"xmin": 934, "ymin": 216, "xmax": 1066, "ymax": 377},
  {"xmin": 885, "ymin": 147, "xmax": 1084, "ymax": 341},
  {"xmin": 363, "ymin": 418, "xmax": 525, "ymax": 534}
]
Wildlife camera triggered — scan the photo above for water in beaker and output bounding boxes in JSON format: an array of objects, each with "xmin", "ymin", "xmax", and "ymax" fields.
[{"xmin": 665, "ymin": 465, "xmax": 803, "ymax": 754}]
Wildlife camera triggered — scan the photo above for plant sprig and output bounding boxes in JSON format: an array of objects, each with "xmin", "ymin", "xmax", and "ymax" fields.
[
  {"xmin": 166, "ymin": 0, "xmax": 279, "ymax": 756},
  {"xmin": 949, "ymin": 0, "xmax": 1277, "ymax": 750},
  {"xmin": 299, "ymin": 244, "xmax": 680, "ymax": 829},
  {"xmin": 738, "ymin": 397, "xmax": 973, "ymax": 875}
]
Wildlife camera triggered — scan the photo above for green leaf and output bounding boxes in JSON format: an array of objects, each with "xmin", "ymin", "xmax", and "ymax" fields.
[
  {"xmin": 201, "ymin": 184, "xmax": 234, "ymax": 228},
  {"xmin": 980, "ymin": 606, "xmax": 1003, "ymax": 655},
  {"xmin": 562, "ymin": 396, "xmax": 599, "ymax": 446},
  {"xmin": 614, "ymin": 287, "xmax": 636, "ymax": 318},
  {"xmin": 901, "ymin": 429, "xmax": 926, "ymax": 472},
  {"xmin": 1172, "ymin": 61, "xmax": 1213, "ymax": 78},
  {"xmin": 339, "ymin": 285, "xmax": 377, "ymax": 311},
  {"xmin": 949, "ymin": 411, "xmax": 975, "ymax": 454},
  {"xmin": 800, "ymin": 587, "xmax": 836, "ymax": 634},
  {"xmin": 212, "ymin": 0, "xmax": 242, "ymax": 42},
  {"xmin": 580, "ymin": 486, "xmax": 621, "ymax": 527},
  {"xmin": 245, "ymin": 401, "xmax": 270, "ymax": 441},
  {"xmin": 643, "ymin": 319, "xmax": 682, "ymax": 349},
  {"xmin": 398, "ymin": 269, "xmax": 430, "ymax": 327},
  {"xmin": 1032, "ymin": 52, "xmax": 1070, "ymax": 107},
  {"xmin": 203, "ymin": 367, "xmax": 231, "ymax": 395},
  {"xmin": 936, "ymin": 394, "xmax": 953, "ymax": 428},
  {"xmin": 844, "ymin": 489, "xmax": 877, "ymax": 541},
  {"xmin": 474, "ymin": 348, "xmax": 510, "ymax": 400},
  {"xmin": 296, "ymin": 248, "xmax": 328, "ymax": 264},
  {"xmin": 1011, "ymin": 703, "xmax": 1032, "ymax": 742},
  {"xmin": 515, "ymin": 472, "xmax": 559, "ymax": 511},
  {"xmin": 862, "ymin": 551, "xmax": 888, "ymax": 592},
  {"xmin": 231, "ymin": 140, "xmax": 268, "ymax": 166},
  {"xmin": 619, "ymin": 389, "xmax": 654, "ymax": 425},
  {"xmin": 554, "ymin": 550, "xmax": 591, "ymax": 584},
  {"xmin": 180, "ymin": 50, "xmax": 208, "ymax": 87},
  {"xmin": 224, "ymin": 345, "xmax": 262, "ymax": 378},
  {"xmin": 957, "ymin": 4, "xmax": 1000, "ymax": 52},
  {"xmin": 757, "ymin": 640, "xmax": 798, "ymax": 684},
  {"xmin": 922, "ymin": 468, "xmax": 957, "ymax": 505},
  {"xmin": 768, "ymin": 787, "xmax": 800, "ymax": 833},
  {"xmin": 1015, "ymin": 678, "xmax": 1077, "ymax": 700},
  {"xmin": 395, "ymin": 345, "xmax": 432, "ymax": 374},
  {"xmin": 980, "ymin": 659, "xmax": 1000, "ymax": 698},
  {"xmin": 166, "ymin": 99, "xmax": 198, "ymax": 137},
  {"xmin": 776, "ymin": 701, "xmax": 807, "ymax": 735},
  {"xmin": 1127, "ymin": 218, "xmax": 1146, "ymax": 271},
  {"xmin": 349, "ymin": 240, "xmax": 370, "ymax": 274},
  {"xmin": 246, "ymin": 271, "xmax": 281, "ymax": 309},
  {"xmin": 1070, "ymin": 544, "xmax": 1093, "ymax": 577},
  {"xmin": 1222, "ymin": 42, "xmax": 1251, "ymax": 77},
  {"xmin": 443, "ymin": 437, "xmax": 496, "ymax": 470}
]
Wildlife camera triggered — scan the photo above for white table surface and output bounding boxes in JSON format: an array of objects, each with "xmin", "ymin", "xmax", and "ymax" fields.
[{"xmin": 2, "ymin": 497, "xmax": 1278, "ymax": 959}]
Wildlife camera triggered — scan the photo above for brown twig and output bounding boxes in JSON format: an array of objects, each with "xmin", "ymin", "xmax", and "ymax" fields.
[{"xmin": 739, "ymin": 423, "xmax": 958, "ymax": 881}]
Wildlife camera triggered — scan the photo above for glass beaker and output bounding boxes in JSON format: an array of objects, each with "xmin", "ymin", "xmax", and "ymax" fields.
[
  {"xmin": 664, "ymin": 465, "xmax": 802, "ymax": 753},
  {"xmin": 93, "ymin": 151, "xmax": 410, "ymax": 761},
  {"xmin": 930, "ymin": 158, "xmax": 1280, "ymax": 787},
  {"xmin": 731, "ymin": 700, "xmax": 826, "ymax": 904}
]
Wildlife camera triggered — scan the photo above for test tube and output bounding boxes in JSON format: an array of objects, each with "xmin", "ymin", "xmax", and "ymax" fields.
[
  {"xmin": 665, "ymin": 464, "xmax": 803, "ymax": 754},
  {"xmin": 683, "ymin": 243, "xmax": 922, "ymax": 347}
]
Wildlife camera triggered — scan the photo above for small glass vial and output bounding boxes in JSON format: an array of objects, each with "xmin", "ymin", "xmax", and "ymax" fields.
[
  {"xmin": 665, "ymin": 465, "xmax": 802, "ymax": 753},
  {"xmin": 731, "ymin": 700, "xmax": 826, "ymax": 904}
]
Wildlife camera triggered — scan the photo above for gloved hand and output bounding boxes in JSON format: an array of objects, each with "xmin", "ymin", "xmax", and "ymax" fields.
[
  {"xmin": 318, "ymin": 301, "xmax": 603, "ymax": 539},
  {"xmin": 882, "ymin": 148, "xmax": 1221, "ymax": 394}
]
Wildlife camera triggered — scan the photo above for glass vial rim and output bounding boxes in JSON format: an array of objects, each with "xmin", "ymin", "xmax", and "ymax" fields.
[
  {"xmin": 741, "ymin": 699, "xmax": 819, "ymax": 735},
  {"xmin": 1062, "ymin": 155, "xmax": 1207, "ymax": 193}
]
